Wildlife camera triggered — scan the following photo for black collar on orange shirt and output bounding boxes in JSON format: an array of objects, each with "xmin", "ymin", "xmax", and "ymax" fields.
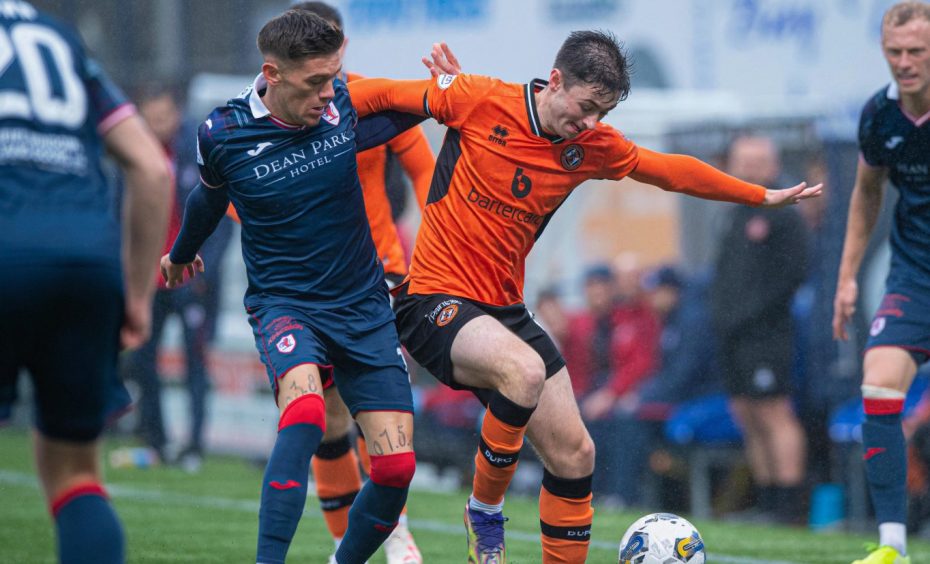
[{"xmin": 524, "ymin": 79, "xmax": 565, "ymax": 144}]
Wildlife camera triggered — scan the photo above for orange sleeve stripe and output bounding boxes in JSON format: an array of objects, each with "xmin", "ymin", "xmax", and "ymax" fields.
[
  {"xmin": 391, "ymin": 128, "xmax": 435, "ymax": 210},
  {"xmin": 346, "ymin": 78, "xmax": 432, "ymax": 118},
  {"xmin": 226, "ymin": 203, "xmax": 240, "ymax": 223},
  {"xmin": 630, "ymin": 147, "xmax": 766, "ymax": 206}
]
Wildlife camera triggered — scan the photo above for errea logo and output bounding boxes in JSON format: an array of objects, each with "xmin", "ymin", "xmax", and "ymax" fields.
[{"xmin": 488, "ymin": 124, "xmax": 508, "ymax": 146}]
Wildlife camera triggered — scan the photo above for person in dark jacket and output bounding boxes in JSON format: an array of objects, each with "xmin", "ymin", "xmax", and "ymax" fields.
[{"xmin": 710, "ymin": 135, "xmax": 811, "ymax": 523}]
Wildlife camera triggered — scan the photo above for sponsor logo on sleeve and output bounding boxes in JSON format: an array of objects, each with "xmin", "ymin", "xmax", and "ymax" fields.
[{"xmin": 437, "ymin": 74, "xmax": 457, "ymax": 90}]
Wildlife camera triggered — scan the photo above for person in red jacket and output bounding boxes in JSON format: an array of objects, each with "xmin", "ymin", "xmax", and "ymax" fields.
[{"xmin": 561, "ymin": 261, "xmax": 661, "ymax": 502}]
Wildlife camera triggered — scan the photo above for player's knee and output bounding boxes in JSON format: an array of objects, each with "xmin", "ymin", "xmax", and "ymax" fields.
[
  {"xmin": 546, "ymin": 433, "xmax": 595, "ymax": 476},
  {"xmin": 861, "ymin": 371, "xmax": 910, "ymax": 393},
  {"xmin": 278, "ymin": 393, "xmax": 326, "ymax": 432},
  {"xmin": 576, "ymin": 435, "xmax": 596, "ymax": 470},
  {"xmin": 369, "ymin": 451, "xmax": 416, "ymax": 489},
  {"xmin": 501, "ymin": 352, "xmax": 546, "ymax": 398}
]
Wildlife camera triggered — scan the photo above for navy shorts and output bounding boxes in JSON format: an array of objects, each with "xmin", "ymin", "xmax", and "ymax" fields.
[
  {"xmin": 0, "ymin": 261, "xmax": 129, "ymax": 441},
  {"xmin": 866, "ymin": 279, "xmax": 930, "ymax": 366},
  {"xmin": 246, "ymin": 286, "xmax": 413, "ymax": 415},
  {"xmin": 392, "ymin": 284, "xmax": 565, "ymax": 403}
]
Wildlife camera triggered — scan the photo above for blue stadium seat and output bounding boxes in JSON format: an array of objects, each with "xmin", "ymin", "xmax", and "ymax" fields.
[
  {"xmin": 664, "ymin": 393, "xmax": 743, "ymax": 518},
  {"xmin": 665, "ymin": 393, "xmax": 743, "ymax": 446}
]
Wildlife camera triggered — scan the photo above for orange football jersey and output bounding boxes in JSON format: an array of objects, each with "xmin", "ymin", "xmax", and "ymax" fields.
[
  {"xmin": 354, "ymin": 74, "xmax": 639, "ymax": 305},
  {"xmin": 349, "ymin": 74, "xmax": 767, "ymax": 305}
]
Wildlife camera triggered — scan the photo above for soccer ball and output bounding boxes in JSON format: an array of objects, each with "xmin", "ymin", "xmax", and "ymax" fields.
[{"xmin": 618, "ymin": 512, "xmax": 706, "ymax": 564}]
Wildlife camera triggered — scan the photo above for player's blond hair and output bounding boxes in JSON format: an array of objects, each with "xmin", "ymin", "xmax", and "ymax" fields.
[{"xmin": 882, "ymin": 1, "xmax": 930, "ymax": 33}]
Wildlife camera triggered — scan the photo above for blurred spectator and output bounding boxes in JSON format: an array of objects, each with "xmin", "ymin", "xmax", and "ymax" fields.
[
  {"xmin": 125, "ymin": 85, "xmax": 224, "ymax": 471},
  {"xmin": 638, "ymin": 266, "xmax": 722, "ymax": 412},
  {"xmin": 709, "ymin": 135, "xmax": 810, "ymax": 523},
  {"xmin": 561, "ymin": 261, "xmax": 661, "ymax": 502},
  {"xmin": 596, "ymin": 265, "xmax": 722, "ymax": 507},
  {"xmin": 792, "ymin": 155, "xmax": 839, "ymax": 485},
  {"xmin": 534, "ymin": 286, "xmax": 568, "ymax": 348},
  {"xmin": 174, "ymin": 114, "xmax": 235, "ymax": 347}
]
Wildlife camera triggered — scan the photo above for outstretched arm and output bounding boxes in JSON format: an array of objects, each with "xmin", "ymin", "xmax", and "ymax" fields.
[
  {"xmin": 832, "ymin": 159, "xmax": 887, "ymax": 340},
  {"xmin": 348, "ymin": 78, "xmax": 433, "ymax": 118},
  {"xmin": 629, "ymin": 147, "xmax": 822, "ymax": 207},
  {"xmin": 162, "ymin": 182, "xmax": 229, "ymax": 288},
  {"xmin": 355, "ymin": 110, "xmax": 427, "ymax": 152}
]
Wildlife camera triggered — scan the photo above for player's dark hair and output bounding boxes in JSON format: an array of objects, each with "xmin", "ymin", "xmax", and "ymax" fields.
[
  {"xmin": 554, "ymin": 30, "xmax": 630, "ymax": 101},
  {"xmin": 291, "ymin": 1, "xmax": 343, "ymax": 30},
  {"xmin": 257, "ymin": 9, "xmax": 343, "ymax": 64},
  {"xmin": 883, "ymin": 1, "xmax": 930, "ymax": 30}
]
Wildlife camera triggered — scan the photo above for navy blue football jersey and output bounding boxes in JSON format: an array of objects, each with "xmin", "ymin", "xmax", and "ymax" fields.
[
  {"xmin": 859, "ymin": 83, "xmax": 930, "ymax": 283},
  {"xmin": 0, "ymin": 1, "xmax": 132, "ymax": 265},
  {"xmin": 197, "ymin": 74, "xmax": 383, "ymax": 308}
]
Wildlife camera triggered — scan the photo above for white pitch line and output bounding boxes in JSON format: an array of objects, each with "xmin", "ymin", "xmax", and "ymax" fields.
[{"xmin": 0, "ymin": 470, "xmax": 798, "ymax": 564}]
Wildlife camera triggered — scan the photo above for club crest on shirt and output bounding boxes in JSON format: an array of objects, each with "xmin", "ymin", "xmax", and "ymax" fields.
[
  {"xmin": 322, "ymin": 102, "xmax": 340, "ymax": 126},
  {"xmin": 276, "ymin": 333, "xmax": 297, "ymax": 354},
  {"xmin": 560, "ymin": 144, "xmax": 584, "ymax": 170}
]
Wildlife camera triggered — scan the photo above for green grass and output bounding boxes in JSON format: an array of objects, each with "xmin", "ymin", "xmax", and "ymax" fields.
[{"xmin": 2, "ymin": 429, "xmax": 929, "ymax": 563}]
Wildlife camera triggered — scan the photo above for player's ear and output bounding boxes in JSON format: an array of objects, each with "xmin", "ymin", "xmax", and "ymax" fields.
[
  {"xmin": 549, "ymin": 68, "xmax": 562, "ymax": 92},
  {"xmin": 262, "ymin": 60, "xmax": 283, "ymax": 86}
]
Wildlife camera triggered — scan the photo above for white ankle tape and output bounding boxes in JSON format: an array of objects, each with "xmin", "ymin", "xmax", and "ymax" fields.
[{"xmin": 861, "ymin": 385, "xmax": 906, "ymax": 400}]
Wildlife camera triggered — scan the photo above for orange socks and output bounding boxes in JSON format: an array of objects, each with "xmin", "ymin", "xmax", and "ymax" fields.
[
  {"xmin": 471, "ymin": 393, "xmax": 535, "ymax": 507},
  {"xmin": 313, "ymin": 435, "xmax": 362, "ymax": 540},
  {"xmin": 539, "ymin": 470, "xmax": 593, "ymax": 564}
]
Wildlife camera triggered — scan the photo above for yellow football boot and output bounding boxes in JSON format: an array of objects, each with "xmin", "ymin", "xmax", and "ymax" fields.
[{"xmin": 851, "ymin": 544, "xmax": 911, "ymax": 564}]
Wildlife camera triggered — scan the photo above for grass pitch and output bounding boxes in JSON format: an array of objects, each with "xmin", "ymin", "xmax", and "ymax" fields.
[{"xmin": 2, "ymin": 429, "xmax": 929, "ymax": 563}]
